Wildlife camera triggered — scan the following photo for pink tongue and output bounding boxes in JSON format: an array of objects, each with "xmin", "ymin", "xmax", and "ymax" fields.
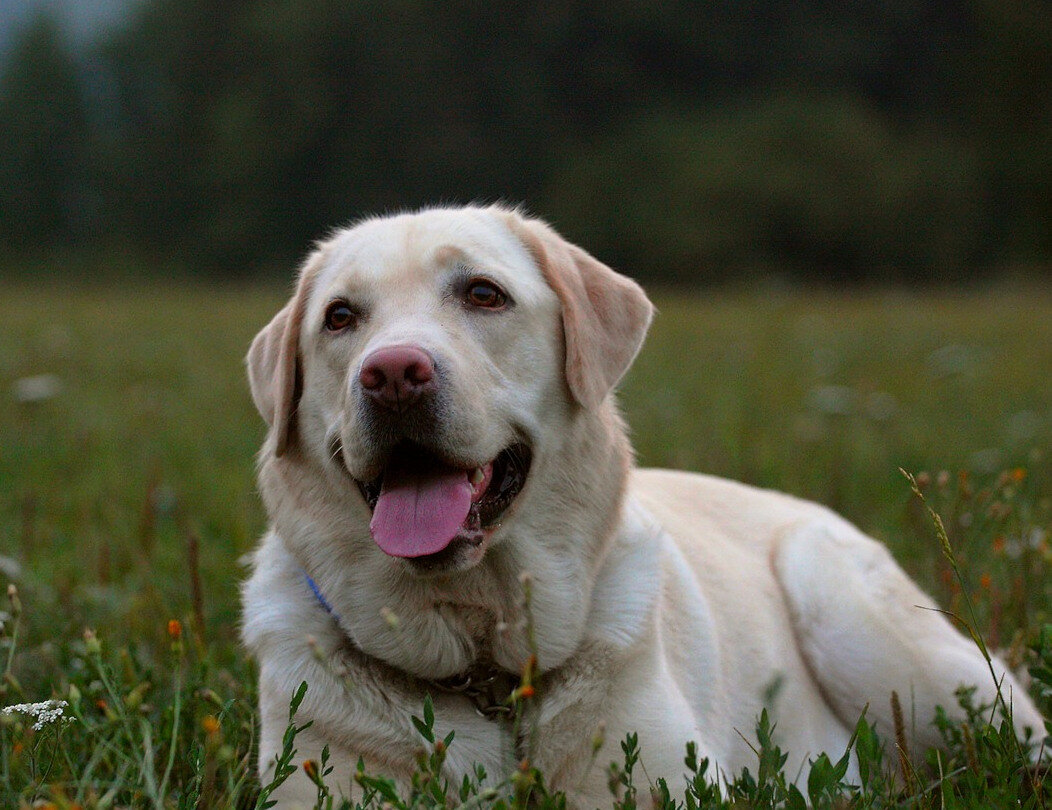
[{"xmin": 370, "ymin": 460, "xmax": 472, "ymax": 558}]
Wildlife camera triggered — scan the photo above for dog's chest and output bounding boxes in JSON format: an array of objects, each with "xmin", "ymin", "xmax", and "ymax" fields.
[
  {"xmin": 429, "ymin": 577, "xmax": 536, "ymax": 669},
  {"xmin": 436, "ymin": 601, "xmax": 497, "ymax": 644}
]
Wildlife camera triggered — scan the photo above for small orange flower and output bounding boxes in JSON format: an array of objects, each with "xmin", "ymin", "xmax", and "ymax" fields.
[
  {"xmin": 1010, "ymin": 468, "xmax": 1026, "ymax": 483},
  {"xmin": 992, "ymin": 535, "xmax": 1006, "ymax": 554},
  {"xmin": 95, "ymin": 699, "xmax": 108, "ymax": 712},
  {"xmin": 979, "ymin": 573, "xmax": 992, "ymax": 590},
  {"xmin": 303, "ymin": 759, "xmax": 319, "ymax": 781},
  {"xmin": 202, "ymin": 714, "xmax": 220, "ymax": 735},
  {"xmin": 515, "ymin": 684, "xmax": 536, "ymax": 700},
  {"xmin": 167, "ymin": 619, "xmax": 183, "ymax": 640},
  {"xmin": 12, "ymin": 741, "xmax": 23, "ymax": 756}
]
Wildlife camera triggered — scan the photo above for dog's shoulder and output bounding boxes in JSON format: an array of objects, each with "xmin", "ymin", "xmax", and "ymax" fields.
[
  {"xmin": 584, "ymin": 496, "xmax": 666, "ymax": 650},
  {"xmin": 241, "ymin": 531, "xmax": 342, "ymax": 658}
]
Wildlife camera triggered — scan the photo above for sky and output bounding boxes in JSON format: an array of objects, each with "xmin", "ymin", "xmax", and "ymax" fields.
[{"xmin": 0, "ymin": 0, "xmax": 132, "ymax": 63}]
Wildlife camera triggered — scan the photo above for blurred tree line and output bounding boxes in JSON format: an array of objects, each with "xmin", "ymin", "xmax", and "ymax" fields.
[{"xmin": 0, "ymin": 0, "xmax": 1048, "ymax": 282}]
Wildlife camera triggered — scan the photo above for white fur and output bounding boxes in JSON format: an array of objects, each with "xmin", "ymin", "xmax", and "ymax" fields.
[{"xmin": 243, "ymin": 206, "xmax": 1045, "ymax": 808}]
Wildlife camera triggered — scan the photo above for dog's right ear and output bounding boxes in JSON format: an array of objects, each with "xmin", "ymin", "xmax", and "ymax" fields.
[{"xmin": 246, "ymin": 250, "xmax": 323, "ymax": 456}]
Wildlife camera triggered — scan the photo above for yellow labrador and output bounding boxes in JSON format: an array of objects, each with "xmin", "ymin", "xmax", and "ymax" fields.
[{"xmin": 242, "ymin": 206, "xmax": 1043, "ymax": 807}]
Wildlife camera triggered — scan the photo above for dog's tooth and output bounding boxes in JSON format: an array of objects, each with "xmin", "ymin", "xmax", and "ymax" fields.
[{"xmin": 471, "ymin": 467, "xmax": 485, "ymax": 489}]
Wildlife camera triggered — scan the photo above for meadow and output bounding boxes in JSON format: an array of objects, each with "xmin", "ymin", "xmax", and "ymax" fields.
[{"xmin": 1, "ymin": 279, "xmax": 1050, "ymax": 808}]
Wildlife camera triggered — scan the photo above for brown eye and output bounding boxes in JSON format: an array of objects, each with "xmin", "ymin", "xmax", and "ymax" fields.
[
  {"xmin": 465, "ymin": 278, "xmax": 508, "ymax": 310},
  {"xmin": 324, "ymin": 301, "xmax": 357, "ymax": 332}
]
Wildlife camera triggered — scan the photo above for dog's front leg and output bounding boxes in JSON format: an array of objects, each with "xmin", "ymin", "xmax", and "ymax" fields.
[
  {"xmin": 257, "ymin": 638, "xmax": 445, "ymax": 808},
  {"xmin": 518, "ymin": 634, "xmax": 706, "ymax": 809},
  {"xmin": 516, "ymin": 641, "xmax": 623, "ymax": 802}
]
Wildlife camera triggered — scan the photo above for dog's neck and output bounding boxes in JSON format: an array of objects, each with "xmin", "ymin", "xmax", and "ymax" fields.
[{"xmin": 302, "ymin": 568, "xmax": 523, "ymax": 720}]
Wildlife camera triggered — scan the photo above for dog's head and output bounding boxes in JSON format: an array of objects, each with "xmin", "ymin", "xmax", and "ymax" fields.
[{"xmin": 248, "ymin": 206, "xmax": 653, "ymax": 578}]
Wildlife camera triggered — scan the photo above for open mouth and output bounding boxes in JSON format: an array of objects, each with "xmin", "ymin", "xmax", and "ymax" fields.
[{"xmin": 350, "ymin": 442, "xmax": 531, "ymax": 561}]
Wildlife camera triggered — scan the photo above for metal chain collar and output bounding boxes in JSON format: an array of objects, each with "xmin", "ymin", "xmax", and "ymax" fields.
[{"xmin": 433, "ymin": 663, "xmax": 520, "ymax": 721}]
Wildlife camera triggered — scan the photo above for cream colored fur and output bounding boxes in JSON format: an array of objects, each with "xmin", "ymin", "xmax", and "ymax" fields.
[{"xmin": 242, "ymin": 205, "xmax": 1045, "ymax": 808}]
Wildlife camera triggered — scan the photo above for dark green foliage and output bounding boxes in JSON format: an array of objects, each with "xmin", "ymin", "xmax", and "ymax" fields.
[
  {"xmin": 1031, "ymin": 625, "xmax": 1052, "ymax": 727},
  {"xmin": 0, "ymin": 0, "xmax": 1048, "ymax": 279},
  {"xmin": 544, "ymin": 95, "xmax": 992, "ymax": 282},
  {"xmin": 0, "ymin": 14, "xmax": 93, "ymax": 249}
]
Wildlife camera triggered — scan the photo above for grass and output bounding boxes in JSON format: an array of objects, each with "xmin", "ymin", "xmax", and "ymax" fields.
[{"xmin": 0, "ymin": 278, "xmax": 1050, "ymax": 807}]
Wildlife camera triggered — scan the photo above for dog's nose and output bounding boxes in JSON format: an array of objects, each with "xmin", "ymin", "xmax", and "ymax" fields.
[{"xmin": 359, "ymin": 345, "xmax": 436, "ymax": 410}]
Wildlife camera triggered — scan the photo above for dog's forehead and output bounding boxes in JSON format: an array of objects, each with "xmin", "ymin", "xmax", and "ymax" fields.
[{"xmin": 313, "ymin": 208, "xmax": 545, "ymax": 300}]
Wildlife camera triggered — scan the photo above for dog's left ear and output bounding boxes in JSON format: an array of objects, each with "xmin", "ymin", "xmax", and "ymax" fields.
[
  {"xmin": 246, "ymin": 250, "xmax": 323, "ymax": 456},
  {"xmin": 501, "ymin": 211, "xmax": 654, "ymax": 410}
]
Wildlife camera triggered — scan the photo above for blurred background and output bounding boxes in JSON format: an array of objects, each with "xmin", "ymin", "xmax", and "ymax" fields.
[{"xmin": 1, "ymin": 0, "xmax": 1049, "ymax": 284}]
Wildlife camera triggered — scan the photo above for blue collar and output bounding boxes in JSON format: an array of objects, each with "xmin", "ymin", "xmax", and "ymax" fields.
[{"xmin": 303, "ymin": 571, "xmax": 340, "ymax": 621}]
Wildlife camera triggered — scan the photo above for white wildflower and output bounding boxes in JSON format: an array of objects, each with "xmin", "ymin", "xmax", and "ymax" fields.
[
  {"xmin": 2, "ymin": 699, "xmax": 72, "ymax": 730},
  {"xmin": 926, "ymin": 343, "xmax": 975, "ymax": 379},
  {"xmin": 0, "ymin": 555, "xmax": 20, "ymax": 579},
  {"xmin": 12, "ymin": 374, "xmax": 63, "ymax": 404},
  {"xmin": 808, "ymin": 385, "xmax": 855, "ymax": 416}
]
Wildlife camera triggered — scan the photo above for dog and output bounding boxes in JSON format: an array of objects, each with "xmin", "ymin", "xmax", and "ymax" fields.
[{"xmin": 242, "ymin": 205, "xmax": 1044, "ymax": 807}]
